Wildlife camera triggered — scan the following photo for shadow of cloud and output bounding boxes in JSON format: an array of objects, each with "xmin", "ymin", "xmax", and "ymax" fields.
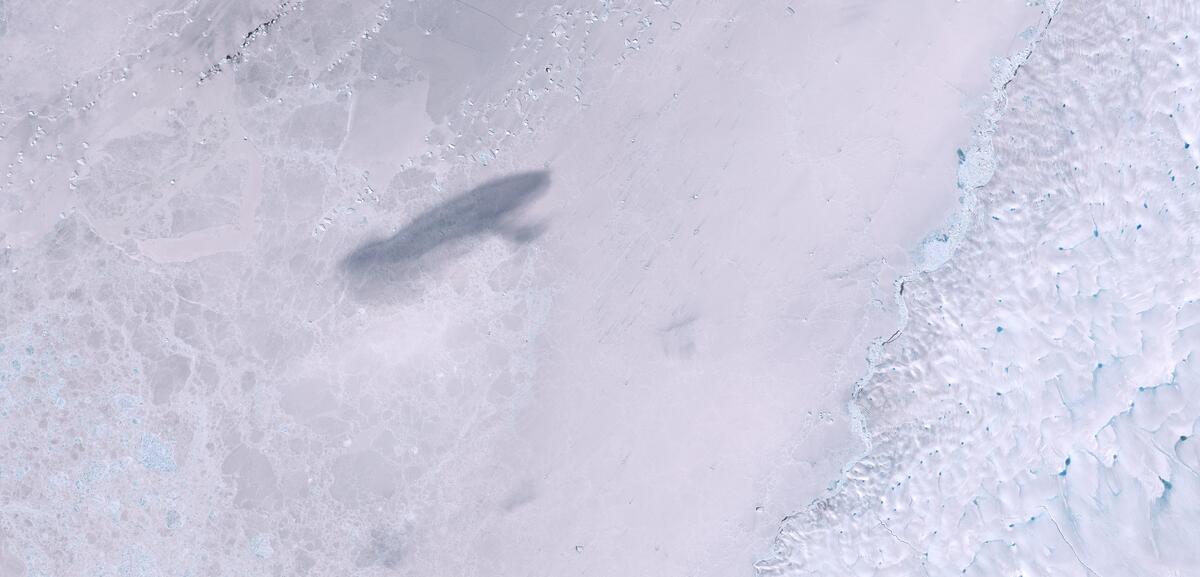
[{"xmin": 339, "ymin": 170, "xmax": 550, "ymax": 300}]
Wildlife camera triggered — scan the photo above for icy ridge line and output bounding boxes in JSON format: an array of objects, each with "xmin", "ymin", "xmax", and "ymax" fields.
[{"xmin": 758, "ymin": 0, "xmax": 1064, "ymax": 570}]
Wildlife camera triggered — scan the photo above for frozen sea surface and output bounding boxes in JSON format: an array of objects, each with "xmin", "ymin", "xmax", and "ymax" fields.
[
  {"xmin": 0, "ymin": 0, "xmax": 1166, "ymax": 576},
  {"xmin": 760, "ymin": 1, "xmax": 1200, "ymax": 575}
]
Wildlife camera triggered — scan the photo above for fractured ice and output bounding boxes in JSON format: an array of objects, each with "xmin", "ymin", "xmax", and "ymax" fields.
[{"xmin": 759, "ymin": 2, "xmax": 1200, "ymax": 575}]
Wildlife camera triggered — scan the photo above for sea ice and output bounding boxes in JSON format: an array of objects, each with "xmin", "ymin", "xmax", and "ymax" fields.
[{"xmin": 0, "ymin": 0, "xmax": 1141, "ymax": 576}]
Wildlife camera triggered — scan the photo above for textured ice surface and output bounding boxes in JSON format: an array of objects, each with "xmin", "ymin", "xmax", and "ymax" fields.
[
  {"xmin": 0, "ymin": 0, "xmax": 1090, "ymax": 576},
  {"xmin": 760, "ymin": 1, "xmax": 1200, "ymax": 575}
]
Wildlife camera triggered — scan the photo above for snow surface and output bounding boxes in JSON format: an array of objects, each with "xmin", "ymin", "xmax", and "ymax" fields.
[
  {"xmin": 3, "ymin": 1, "xmax": 1177, "ymax": 576},
  {"xmin": 760, "ymin": 1, "xmax": 1200, "ymax": 575}
]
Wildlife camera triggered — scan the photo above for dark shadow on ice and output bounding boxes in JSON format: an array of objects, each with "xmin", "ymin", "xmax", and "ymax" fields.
[
  {"xmin": 342, "ymin": 170, "xmax": 550, "ymax": 270},
  {"xmin": 340, "ymin": 171, "xmax": 550, "ymax": 300}
]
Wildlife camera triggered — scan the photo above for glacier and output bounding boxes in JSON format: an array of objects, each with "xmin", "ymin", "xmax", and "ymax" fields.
[{"xmin": 759, "ymin": 1, "xmax": 1200, "ymax": 575}]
